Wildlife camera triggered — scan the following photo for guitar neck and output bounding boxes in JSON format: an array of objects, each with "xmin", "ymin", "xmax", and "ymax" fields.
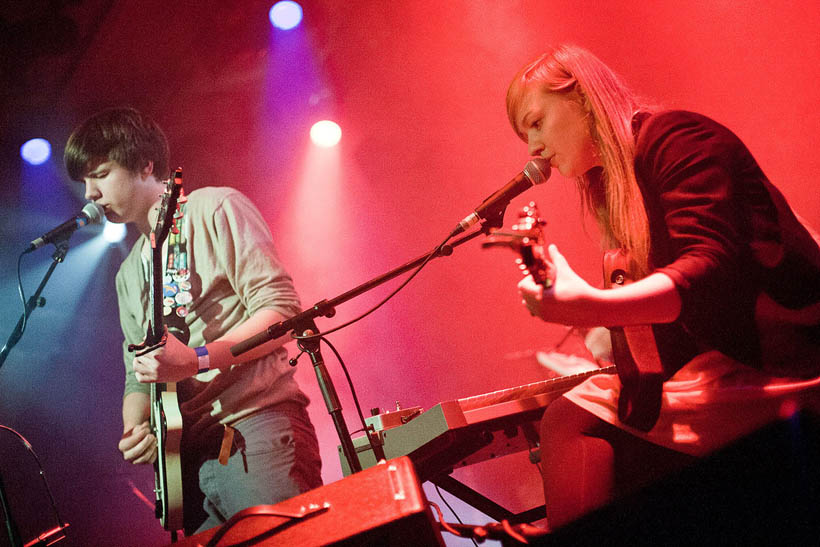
[
  {"xmin": 148, "ymin": 242, "xmax": 165, "ymax": 346},
  {"xmin": 146, "ymin": 169, "xmax": 183, "ymax": 347}
]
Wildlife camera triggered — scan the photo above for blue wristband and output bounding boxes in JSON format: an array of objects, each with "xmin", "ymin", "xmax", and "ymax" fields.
[{"xmin": 194, "ymin": 345, "xmax": 210, "ymax": 373}]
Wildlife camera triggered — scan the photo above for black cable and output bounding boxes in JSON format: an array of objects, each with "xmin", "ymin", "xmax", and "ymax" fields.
[
  {"xmin": 427, "ymin": 501, "xmax": 468, "ymax": 539},
  {"xmin": 203, "ymin": 504, "xmax": 328, "ymax": 547},
  {"xmin": 16, "ymin": 253, "xmax": 27, "ymax": 336},
  {"xmin": 318, "ymin": 337, "xmax": 371, "ymax": 446},
  {"xmin": 292, "ymin": 231, "xmax": 456, "ymax": 341},
  {"xmin": 434, "ymin": 483, "xmax": 479, "ymax": 547},
  {"xmin": 292, "ymin": 335, "xmax": 381, "ymax": 461},
  {"xmin": 0, "ymin": 425, "xmax": 67, "ymax": 541}
]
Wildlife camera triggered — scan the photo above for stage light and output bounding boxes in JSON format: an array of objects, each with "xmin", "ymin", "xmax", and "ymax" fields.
[
  {"xmin": 20, "ymin": 138, "xmax": 52, "ymax": 165},
  {"xmin": 269, "ymin": 1, "xmax": 303, "ymax": 30},
  {"xmin": 102, "ymin": 220, "xmax": 127, "ymax": 243},
  {"xmin": 310, "ymin": 120, "xmax": 342, "ymax": 148}
]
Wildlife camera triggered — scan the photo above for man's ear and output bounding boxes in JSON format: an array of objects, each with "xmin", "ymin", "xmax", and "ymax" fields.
[{"xmin": 141, "ymin": 160, "xmax": 154, "ymax": 179}]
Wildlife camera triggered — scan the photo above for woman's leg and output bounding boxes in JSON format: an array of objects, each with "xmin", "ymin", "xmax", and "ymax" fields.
[{"xmin": 539, "ymin": 396, "xmax": 695, "ymax": 529}]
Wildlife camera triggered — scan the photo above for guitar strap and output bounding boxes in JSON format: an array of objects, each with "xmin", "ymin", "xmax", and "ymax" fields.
[{"xmin": 161, "ymin": 192, "xmax": 192, "ymax": 327}]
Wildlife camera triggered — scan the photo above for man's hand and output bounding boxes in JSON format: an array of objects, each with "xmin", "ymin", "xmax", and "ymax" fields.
[
  {"xmin": 119, "ymin": 421, "xmax": 157, "ymax": 464},
  {"xmin": 133, "ymin": 328, "xmax": 197, "ymax": 383}
]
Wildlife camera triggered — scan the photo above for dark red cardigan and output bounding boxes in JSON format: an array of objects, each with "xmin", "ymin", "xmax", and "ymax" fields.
[{"xmin": 632, "ymin": 110, "xmax": 820, "ymax": 378}]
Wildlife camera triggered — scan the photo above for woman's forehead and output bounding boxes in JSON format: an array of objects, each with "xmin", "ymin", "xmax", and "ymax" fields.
[
  {"xmin": 518, "ymin": 86, "xmax": 544, "ymax": 110},
  {"xmin": 516, "ymin": 86, "xmax": 559, "ymax": 126}
]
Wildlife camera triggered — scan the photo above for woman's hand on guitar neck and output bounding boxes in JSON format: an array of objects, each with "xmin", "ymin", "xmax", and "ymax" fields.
[
  {"xmin": 518, "ymin": 244, "xmax": 599, "ymax": 326},
  {"xmin": 518, "ymin": 244, "xmax": 683, "ymax": 327},
  {"xmin": 133, "ymin": 327, "xmax": 197, "ymax": 383}
]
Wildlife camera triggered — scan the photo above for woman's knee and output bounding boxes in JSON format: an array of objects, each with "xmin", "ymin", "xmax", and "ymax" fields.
[{"xmin": 540, "ymin": 397, "xmax": 602, "ymax": 446}]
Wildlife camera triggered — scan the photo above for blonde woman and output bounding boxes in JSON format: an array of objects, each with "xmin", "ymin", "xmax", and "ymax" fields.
[{"xmin": 509, "ymin": 45, "xmax": 820, "ymax": 529}]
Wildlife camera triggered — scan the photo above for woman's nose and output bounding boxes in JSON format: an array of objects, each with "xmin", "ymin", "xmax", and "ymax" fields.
[
  {"xmin": 527, "ymin": 131, "xmax": 544, "ymax": 157},
  {"xmin": 528, "ymin": 141, "xmax": 545, "ymax": 157}
]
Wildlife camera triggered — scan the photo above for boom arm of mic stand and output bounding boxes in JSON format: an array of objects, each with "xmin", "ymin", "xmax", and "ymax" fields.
[
  {"xmin": 228, "ymin": 300, "xmax": 337, "ymax": 357},
  {"xmin": 229, "ymin": 226, "xmax": 488, "ymax": 357}
]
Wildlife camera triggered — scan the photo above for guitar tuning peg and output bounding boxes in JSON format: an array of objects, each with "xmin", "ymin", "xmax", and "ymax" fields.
[{"xmin": 515, "ymin": 258, "xmax": 523, "ymax": 265}]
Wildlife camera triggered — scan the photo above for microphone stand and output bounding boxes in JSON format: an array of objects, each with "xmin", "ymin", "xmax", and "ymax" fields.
[
  {"xmin": 231, "ymin": 225, "xmax": 492, "ymax": 474},
  {"xmin": 0, "ymin": 470, "xmax": 22, "ymax": 547},
  {"xmin": 1, "ymin": 242, "xmax": 72, "ymax": 547},
  {"xmin": 0, "ymin": 243, "xmax": 70, "ymax": 371}
]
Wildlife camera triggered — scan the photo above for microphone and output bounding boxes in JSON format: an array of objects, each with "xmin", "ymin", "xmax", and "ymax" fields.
[
  {"xmin": 26, "ymin": 202, "xmax": 105, "ymax": 252},
  {"xmin": 452, "ymin": 158, "xmax": 550, "ymax": 236}
]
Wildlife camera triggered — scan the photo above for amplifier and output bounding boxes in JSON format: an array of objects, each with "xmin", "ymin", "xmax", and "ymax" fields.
[{"xmin": 172, "ymin": 456, "xmax": 444, "ymax": 546}]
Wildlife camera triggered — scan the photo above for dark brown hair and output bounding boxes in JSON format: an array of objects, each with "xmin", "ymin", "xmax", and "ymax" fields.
[{"xmin": 64, "ymin": 107, "xmax": 170, "ymax": 181}]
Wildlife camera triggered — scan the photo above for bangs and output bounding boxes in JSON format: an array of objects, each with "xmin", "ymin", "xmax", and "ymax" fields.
[
  {"xmin": 505, "ymin": 75, "xmax": 533, "ymax": 142},
  {"xmin": 65, "ymin": 131, "xmax": 107, "ymax": 181},
  {"xmin": 506, "ymin": 50, "xmax": 579, "ymax": 141}
]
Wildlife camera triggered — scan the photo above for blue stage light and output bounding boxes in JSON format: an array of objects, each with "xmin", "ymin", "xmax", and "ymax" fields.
[
  {"xmin": 20, "ymin": 138, "xmax": 52, "ymax": 165},
  {"xmin": 269, "ymin": 1, "xmax": 303, "ymax": 30}
]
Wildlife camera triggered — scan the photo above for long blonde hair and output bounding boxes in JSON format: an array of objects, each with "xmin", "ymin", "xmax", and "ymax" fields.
[{"xmin": 506, "ymin": 45, "xmax": 652, "ymax": 276}]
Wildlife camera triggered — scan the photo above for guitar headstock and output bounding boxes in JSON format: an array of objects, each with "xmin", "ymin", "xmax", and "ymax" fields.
[
  {"xmin": 151, "ymin": 168, "xmax": 184, "ymax": 250},
  {"xmin": 481, "ymin": 201, "xmax": 553, "ymax": 287}
]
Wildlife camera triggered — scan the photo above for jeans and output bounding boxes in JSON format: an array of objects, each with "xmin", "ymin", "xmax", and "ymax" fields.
[{"xmin": 185, "ymin": 404, "xmax": 323, "ymax": 535}]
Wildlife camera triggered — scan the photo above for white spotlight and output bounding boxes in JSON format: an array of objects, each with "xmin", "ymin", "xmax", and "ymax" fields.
[
  {"xmin": 102, "ymin": 220, "xmax": 127, "ymax": 243},
  {"xmin": 310, "ymin": 120, "xmax": 342, "ymax": 148}
]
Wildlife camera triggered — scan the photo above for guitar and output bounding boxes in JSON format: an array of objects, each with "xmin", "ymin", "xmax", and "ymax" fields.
[
  {"xmin": 602, "ymin": 250, "xmax": 664, "ymax": 431},
  {"xmin": 484, "ymin": 203, "xmax": 665, "ymax": 431},
  {"xmin": 128, "ymin": 168, "xmax": 185, "ymax": 532},
  {"xmin": 481, "ymin": 201, "xmax": 555, "ymax": 287}
]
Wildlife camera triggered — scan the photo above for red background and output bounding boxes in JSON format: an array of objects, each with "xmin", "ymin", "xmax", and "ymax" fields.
[{"xmin": 0, "ymin": 1, "xmax": 818, "ymax": 545}]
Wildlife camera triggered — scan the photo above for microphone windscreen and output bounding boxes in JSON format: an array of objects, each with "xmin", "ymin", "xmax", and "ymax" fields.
[
  {"xmin": 524, "ymin": 157, "xmax": 551, "ymax": 185},
  {"xmin": 82, "ymin": 202, "xmax": 105, "ymax": 224}
]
